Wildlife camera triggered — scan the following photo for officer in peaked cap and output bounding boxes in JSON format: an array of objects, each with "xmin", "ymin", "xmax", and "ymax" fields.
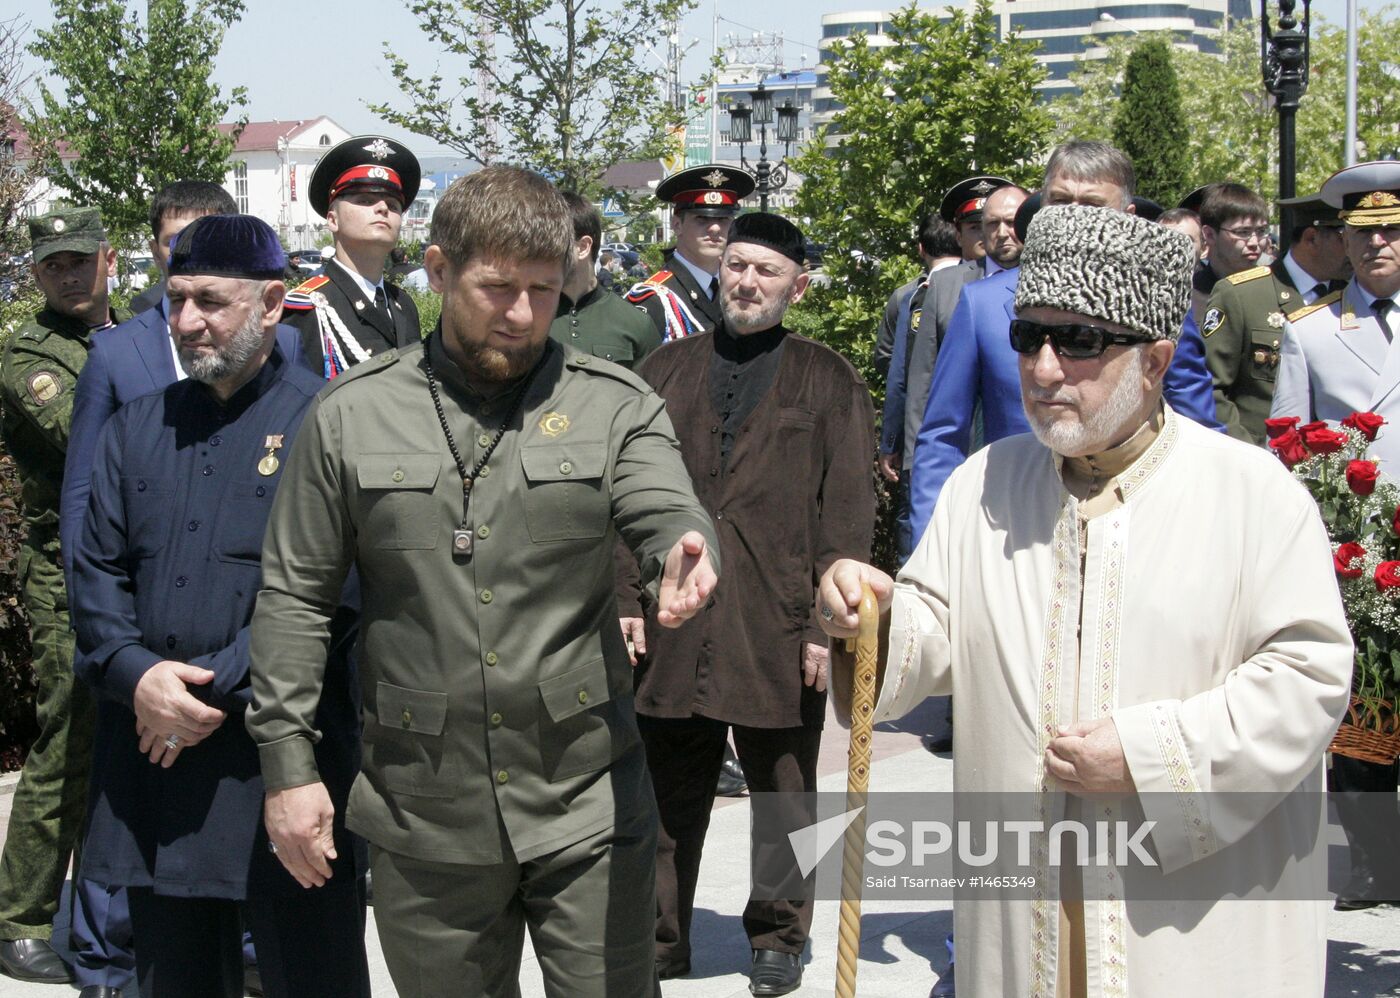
[
  {"xmin": 626, "ymin": 164, "xmax": 757, "ymax": 342},
  {"xmin": 939, "ymin": 175, "xmax": 1012, "ymax": 261},
  {"xmin": 1201, "ymin": 189, "xmax": 1349, "ymax": 444},
  {"xmin": 1273, "ymin": 161, "xmax": 1400, "ymax": 912},
  {"xmin": 284, "ymin": 135, "xmax": 423, "ymax": 377}
]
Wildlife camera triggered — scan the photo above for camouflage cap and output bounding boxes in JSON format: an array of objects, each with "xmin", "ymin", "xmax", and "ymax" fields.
[{"xmin": 28, "ymin": 206, "xmax": 106, "ymax": 262}]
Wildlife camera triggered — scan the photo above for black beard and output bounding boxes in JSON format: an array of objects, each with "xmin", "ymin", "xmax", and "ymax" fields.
[{"xmin": 458, "ymin": 336, "xmax": 545, "ymax": 383}]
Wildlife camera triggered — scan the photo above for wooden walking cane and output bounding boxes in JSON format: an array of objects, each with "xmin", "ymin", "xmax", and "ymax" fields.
[{"xmin": 835, "ymin": 583, "xmax": 879, "ymax": 998}]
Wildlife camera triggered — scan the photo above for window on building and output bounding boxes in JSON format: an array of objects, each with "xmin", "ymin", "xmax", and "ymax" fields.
[
  {"xmin": 319, "ymin": 134, "xmax": 331, "ymax": 146},
  {"xmin": 234, "ymin": 161, "xmax": 249, "ymax": 213}
]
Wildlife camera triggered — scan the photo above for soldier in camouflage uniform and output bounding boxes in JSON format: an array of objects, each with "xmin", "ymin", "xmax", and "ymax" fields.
[{"xmin": 0, "ymin": 207, "xmax": 124, "ymax": 985}]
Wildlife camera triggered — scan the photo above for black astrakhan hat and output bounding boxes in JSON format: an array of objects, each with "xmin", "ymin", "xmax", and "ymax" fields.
[
  {"xmin": 169, "ymin": 214, "xmax": 287, "ymax": 281},
  {"xmin": 727, "ymin": 211, "xmax": 805, "ymax": 266}
]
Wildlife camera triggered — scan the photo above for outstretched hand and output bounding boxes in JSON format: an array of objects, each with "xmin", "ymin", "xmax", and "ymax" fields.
[
  {"xmin": 656, "ymin": 530, "xmax": 717, "ymax": 627},
  {"xmin": 815, "ymin": 559, "xmax": 896, "ymax": 639}
]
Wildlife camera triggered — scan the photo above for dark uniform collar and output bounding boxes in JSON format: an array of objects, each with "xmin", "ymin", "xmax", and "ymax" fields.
[
  {"xmin": 558, "ymin": 283, "xmax": 605, "ymax": 317},
  {"xmin": 34, "ymin": 303, "xmax": 129, "ymax": 339},
  {"xmin": 714, "ymin": 321, "xmax": 787, "ymax": 362}
]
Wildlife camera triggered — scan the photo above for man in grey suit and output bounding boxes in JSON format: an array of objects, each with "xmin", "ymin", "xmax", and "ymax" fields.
[{"xmin": 901, "ymin": 181, "xmax": 1027, "ymax": 472}]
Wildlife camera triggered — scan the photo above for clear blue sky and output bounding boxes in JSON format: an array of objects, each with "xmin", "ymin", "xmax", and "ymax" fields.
[{"xmin": 9, "ymin": 0, "xmax": 1371, "ymax": 158}]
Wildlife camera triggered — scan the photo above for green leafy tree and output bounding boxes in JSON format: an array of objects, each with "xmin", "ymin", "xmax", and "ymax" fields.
[
  {"xmin": 25, "ymin": 0, "xmax": 247, "ymax": 249},
  {"xmin": 372, "ymin": 0, "xmax": 693, "ymax": 197},
  {"xmin": 1112, "ymin": 38, "xmax": 1189, "ymax": 205},
  {"xmin": 1052, "ymin": 10, "xmax": 1400, "ymax": 205},
  {"xmin": 790, "ymin": 0, "xmax": 1051, "ymax": 388}
]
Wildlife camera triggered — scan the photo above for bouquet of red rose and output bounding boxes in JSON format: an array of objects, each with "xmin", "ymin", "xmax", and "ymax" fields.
[{"xmin": 1268, "ymin": 412, "xmax": 1400, "ymax": 761}]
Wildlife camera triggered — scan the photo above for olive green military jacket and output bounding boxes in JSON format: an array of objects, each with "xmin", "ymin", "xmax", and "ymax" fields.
[
  {"xmin": 549, "ymin": 284, "xmax": 662, "ymax": 370},
  {"xmin": 247, "ymin": 333, "xmax": 717, "ymax": 865},
  {"xmin": 1, "ymin": 305, "xmax": 129, "ymax": 607},
  {"xmin": 1201, "ymin": 262, "xmax": 1301, "ymax": 444}
]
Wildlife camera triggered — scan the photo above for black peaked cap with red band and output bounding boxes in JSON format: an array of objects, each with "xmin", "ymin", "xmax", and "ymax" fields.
[
  {"xmin": 655, "ymin": 163, "xmax": 756, "ymax": 218},
  {"xmin": 309, "ymin": 135, "xmax": 422, "ymax": 218},
  {"xmin": 939, "ymin": 175, "xmax": 1013, "ymax": 224}
]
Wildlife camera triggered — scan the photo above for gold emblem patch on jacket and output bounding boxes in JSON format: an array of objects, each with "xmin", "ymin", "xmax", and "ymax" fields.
[
  {"xmin": 539, "ymin": 412, "xmax": 570, "ymax": 437},
  {"xmin": 25, "ymin": 371, "xmax": 61, "ymax": 406}
]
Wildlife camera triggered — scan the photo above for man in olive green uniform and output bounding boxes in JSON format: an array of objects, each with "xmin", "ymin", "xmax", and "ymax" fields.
[
  {"xmin": 551, "ymin": 192, "xmax": 660, "ymax": 368},
  {"xmin": 1202, "ymin": 193, "xmax": 1351, "ymax": 443},
  {"xmin": 0, "ymin": 207, "xmax": 124, "ymax": 984},
  {"xmin": 247, "ymin": 166, "xmax": 718, "ymax": 998}
]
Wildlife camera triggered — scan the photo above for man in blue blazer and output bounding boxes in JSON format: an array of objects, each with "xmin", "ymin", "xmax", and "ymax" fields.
[{"xmin": 909, "ymin": 141, "xmax": 1224, "ymax": 547}]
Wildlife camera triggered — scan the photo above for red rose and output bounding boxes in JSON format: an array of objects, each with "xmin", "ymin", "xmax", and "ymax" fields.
[
  {"xmin": 1268, "ymin": 429, "xmax": 1309, "ymax": 467},
  {"xmin": 1264, "ymin": 416, "xmax": 1301, "ymax": 440},
  {"xmin": 1301, "ymin": 425, "xmax": 1349, "ymax": 455},
  {"xmin": 1298, "ymin": 420, "xmax": 1328, "ymax": 435},
  {"xmin": 1336, "ymin": 542, "xmax": 1367, "ymax": 579},
  {"xmin": 1347, "ymin": 459, "xmax": 1380, "ymax": 496},
  {"xmin": 1343, "ymin": 411, "xmax": 1387, "ymax": 441},
  {"xmin": 1376, "ymin": 561, "xmax": 1400, "ymax": 591}
]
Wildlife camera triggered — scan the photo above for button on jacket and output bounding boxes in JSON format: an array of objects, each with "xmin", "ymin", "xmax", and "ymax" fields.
[{"xmin": 247, "ymin": 333, "xmax": 716, "ymax": 865}]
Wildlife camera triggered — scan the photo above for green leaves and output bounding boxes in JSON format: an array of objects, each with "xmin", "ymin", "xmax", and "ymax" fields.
[
  {"xmin": 790, "ymin": 0, "xmax": 1051, "ymax": 394},
  {"xmin": 370, "ymin": 0, "xmax": 693, "ymax": 197},
  {"xmin": 25, "ymin": 0, "xmax": 247, "ymax": 249}
]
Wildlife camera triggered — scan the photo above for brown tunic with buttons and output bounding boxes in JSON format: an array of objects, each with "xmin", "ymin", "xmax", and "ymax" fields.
[{"xmin": 621, "ymin": 325, "xmax": 876, "ymax": 728}]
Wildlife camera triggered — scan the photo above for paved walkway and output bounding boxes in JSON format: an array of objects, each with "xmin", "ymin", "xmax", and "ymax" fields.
[{"xmin": 0, "ymin": 698, "xmax": 1396, "ymax": 996}]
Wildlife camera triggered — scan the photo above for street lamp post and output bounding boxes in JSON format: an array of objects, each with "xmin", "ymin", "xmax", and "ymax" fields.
[
  {"xmin": 1261, "ymin": 0, "xmax": 1312, "ymax": 252},
  {"xmin": 726, "ymin": 81, "xmax": 801, "ymax": 213}
]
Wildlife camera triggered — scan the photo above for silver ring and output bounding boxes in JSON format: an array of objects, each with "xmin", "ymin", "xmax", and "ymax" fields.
[
  {"xmin": 820, "ymin": 604, "xmax": 835, "ymax": 622},
  {"xmin": 164, "ymin": 734, "xmax": 180, "ymax": 750},
  {"xmin": 268, "ymin": 841, "xmax": 279, "ymax": 855}
]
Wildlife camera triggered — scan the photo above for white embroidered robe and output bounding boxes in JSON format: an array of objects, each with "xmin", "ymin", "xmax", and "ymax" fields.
[{"xmin": 881, "ymin": 406, "xmax": 1352, "ymax": 998}]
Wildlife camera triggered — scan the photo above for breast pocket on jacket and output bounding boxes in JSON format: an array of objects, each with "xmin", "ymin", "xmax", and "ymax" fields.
[
  {"xmin": 213, "ymin": 488, "xmax": 274, "ymax": 566},
  {"xmin": 538, "ymin": 657, "xmax": 615, "ymax": 782},
  {"xmin": 778, "ymin": 407, "xmax": 817, "ymax": 432},
  {"xmin": 364, "ymin": 681, "xmax": 456, "ymax": 798},
  {"xmin": 520, "ymin": 443, "xmax": 609, "ymax": 543},
  {"xmin": 120, "ymin": 475, "xmax": 177, "ymax": 558},
  {"xmin": 356, "ymin": 454, "xmax": 443, "ymax": 550}
]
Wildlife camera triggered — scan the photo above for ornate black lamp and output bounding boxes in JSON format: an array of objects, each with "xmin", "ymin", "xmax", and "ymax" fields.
[
  {"xmin": 726, "ymin": 82, "xmax": 802, "ymax": 212},
  {"xmin": 1261, "ymin": 0, "xmax": 1312, "ymax": 252}
]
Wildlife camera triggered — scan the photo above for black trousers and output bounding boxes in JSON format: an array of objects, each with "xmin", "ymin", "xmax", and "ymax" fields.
[
  {"xmin": 637, "ymin": 714, "xmax": 820, "ymax": 963},
  {"xmin": 1332, "ymin": 754, "xmax": 1400, "ymax": 897},
  {"xmin": 127, "ymin": 873, "xmax": 368, "ymax": 998}
]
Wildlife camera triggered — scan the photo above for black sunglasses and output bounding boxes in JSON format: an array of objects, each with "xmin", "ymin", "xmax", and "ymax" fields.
[{"xmin": 1009, "ymin": 319, "xmax": 1154, "ymax": 359}]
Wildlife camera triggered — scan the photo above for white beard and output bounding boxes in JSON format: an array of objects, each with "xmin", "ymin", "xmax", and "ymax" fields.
[{"xmin": 1023, "ymin": 348, "xmax": 1147, "ymax": 456}]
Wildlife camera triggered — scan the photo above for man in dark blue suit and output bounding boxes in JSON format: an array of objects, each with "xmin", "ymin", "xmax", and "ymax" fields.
[
  {"xmin": 70, "ymin": 215, "xmax": 364, "ymax": 998},
  {"xmin": 909, "ymin": 141, "xmax": 1224, "ymax": 545},
  {"xmin": 60, "ymin": 211, "xmax": 310, "ymax": 998}
]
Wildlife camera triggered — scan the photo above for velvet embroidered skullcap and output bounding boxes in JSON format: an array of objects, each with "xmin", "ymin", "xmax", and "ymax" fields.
[
  {"xmin": 1014, "ymin": 204, "xmax": 1195, "ymax": 343},
  {"xmin": 726, "ymin": 211, "xmax": 805, "ymax": 266},
  {"xmin": 168, "ymin": 214, "xmax": 287, "ymax": 281}
]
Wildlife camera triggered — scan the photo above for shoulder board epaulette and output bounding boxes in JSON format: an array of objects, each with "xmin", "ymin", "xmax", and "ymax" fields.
[
  {"xmin": 293, "ymin": 274, "xmax": 330, "ymax": 294},
  {"xmin": 319, "ymin": 347, "xmax": 402, "ymax": 397},
  {"xmin": 1224, "ymin": 265, "xmax": 1272, "ymax": 286},
  {"xmin": 1286, "ymin": 289, "xmax": 1343, "ymax": 323},
  {"xmin": 564, "ymin": 350, "xmax": 651, "ymax": 392},
  {"xmin": 645, "ymin": 269, "xmax": 673, "ymax": 285}
]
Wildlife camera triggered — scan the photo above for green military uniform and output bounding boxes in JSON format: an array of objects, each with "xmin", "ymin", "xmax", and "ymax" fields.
[
  {"xmin": 0, "ymin": 208, "xmax": 125, "ymax": 942},
  {"xmin": 549, "ymin": 284, "xmax": 662, "ymax": 369},
  {"xmin": 247, "ymin": 332, "xmax": 716, "ymax": 997},
  {"xmin": 1201, "ymin": 260, "xmax": 1306, "ymax": 444}
]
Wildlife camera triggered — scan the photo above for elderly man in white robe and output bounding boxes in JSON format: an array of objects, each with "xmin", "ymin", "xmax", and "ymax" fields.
[{"xmin": 818, "ymin": 205, "xmax": 1352, "ymax": 998}]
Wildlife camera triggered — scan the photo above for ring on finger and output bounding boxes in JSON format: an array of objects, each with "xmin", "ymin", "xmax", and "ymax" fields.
[
  {"xmin": 268, "ymin": 841, "xmax": 279, "ymax": 854},
  {"xmin": 820, "ymin": 604, "xmax": 835, "ymax": 622},
  {"xmin": 164, "ymin": 734, "xmax": 181, "ymax": 750}
]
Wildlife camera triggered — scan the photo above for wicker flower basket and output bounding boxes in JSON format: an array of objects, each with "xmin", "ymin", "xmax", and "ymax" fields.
[{"xmin": 1330, "ymin": 697, "xmax": 1400, "ymax": 765}]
